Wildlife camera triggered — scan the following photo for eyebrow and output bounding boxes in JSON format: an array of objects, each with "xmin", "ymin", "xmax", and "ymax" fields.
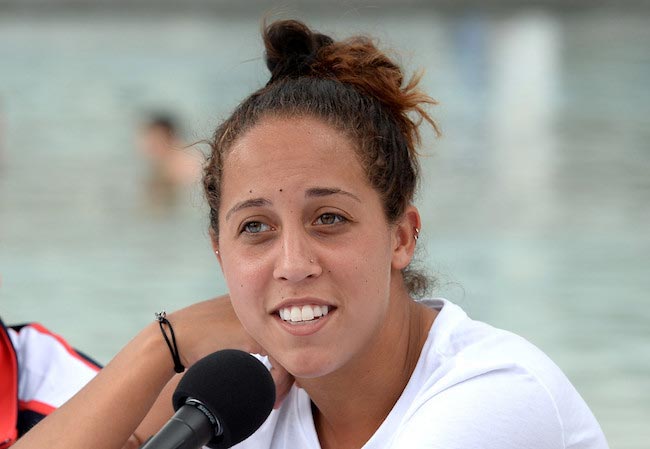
[
  {"xmin": 225, "ymin": 197, "xmax": 272, "ymax": 221},
  {"xmin": 224, "ymin": 188, "xmax": 361, "ymax": 221},
  {"xmin": 306, "ymin": 187, "xmax": 361, "ymax": 203}
]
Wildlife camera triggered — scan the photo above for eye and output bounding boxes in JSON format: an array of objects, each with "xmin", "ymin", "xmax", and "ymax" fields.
[
  {"xmin": 314, "ymin": 213, "xmax": 347, "ymax": 226},
  {"xmin": 241, "ymin": 221, "xmax": 272, "ymax": 234}
]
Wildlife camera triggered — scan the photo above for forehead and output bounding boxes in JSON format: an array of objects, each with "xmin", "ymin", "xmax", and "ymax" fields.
[{"xmin": 222, "ymin": 116, "xmax": 368, "ymax": 193}]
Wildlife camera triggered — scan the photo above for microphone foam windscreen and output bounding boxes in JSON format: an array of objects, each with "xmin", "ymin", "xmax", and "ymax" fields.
[{"xmin": 172, "ymin": 349, "xmax": 276, "ymax": 448}]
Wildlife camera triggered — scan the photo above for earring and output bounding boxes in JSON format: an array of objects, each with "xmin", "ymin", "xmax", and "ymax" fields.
[
  {"xmin": 215, "ymin": 249, "xmax": 220, "ymax": 255},
  {"xmin": 414, "ymin": 228, "xmax": 420, "ymax": 241}
]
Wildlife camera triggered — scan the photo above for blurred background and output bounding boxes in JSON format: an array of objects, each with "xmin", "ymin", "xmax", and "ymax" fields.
[{"xmin": 0, "ymin": 0, "xmax": 648, "ymax": 447}]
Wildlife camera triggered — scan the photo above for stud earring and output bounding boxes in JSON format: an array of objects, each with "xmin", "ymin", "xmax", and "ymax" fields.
[
  {"xmin": 414, "ymin": 228, "xmax": 420, "ymax": 241},
  {"xmin": 215, "ymin": 250, "xmax": 220, "ymax": 255}
]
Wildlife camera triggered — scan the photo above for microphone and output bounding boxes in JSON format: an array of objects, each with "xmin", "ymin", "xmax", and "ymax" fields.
[{"xmin": 140, "ymin": 349, "xmax": 276, "ymax": 449}]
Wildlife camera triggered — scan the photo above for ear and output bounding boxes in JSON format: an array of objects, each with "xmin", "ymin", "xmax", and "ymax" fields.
[
  {"xmin": 391, "ymin": 205, "xmax": 421, "ymax": 271},
  {"xmin": 209, "ymin": 228, "xmax": 222, "ymax": 265}
]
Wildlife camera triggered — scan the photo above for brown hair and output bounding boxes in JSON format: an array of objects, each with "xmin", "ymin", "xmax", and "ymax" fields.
[{"xmin": 204, "ymin": 19, "xmax": 439, "ymax": 297}]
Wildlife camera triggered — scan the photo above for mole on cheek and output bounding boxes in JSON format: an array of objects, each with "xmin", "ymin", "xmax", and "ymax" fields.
[{"xmin": 279, "ymin": 188, "xmax": 283, "ymax": 192}]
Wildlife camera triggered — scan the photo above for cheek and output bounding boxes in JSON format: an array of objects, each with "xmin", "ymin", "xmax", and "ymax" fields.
[
  {"xmin": 224, "ymin": 263, "xmax": 271, "ymax": 342},
  {"xmin": 221, "ymin": 254, "xmax": 268, "ymax": 313},
  {"xmin": 221, "ymin": 246, "xmax": 266, "ymax": 286},
  {"xmin": 335, "ymin": 234, "xmax": 393, "ymax": 296}
]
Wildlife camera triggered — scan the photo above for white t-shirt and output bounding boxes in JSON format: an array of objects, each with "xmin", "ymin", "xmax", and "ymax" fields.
[{"xmin": 235, "ymin": 298, "xmax": 609, "ymax": 449}]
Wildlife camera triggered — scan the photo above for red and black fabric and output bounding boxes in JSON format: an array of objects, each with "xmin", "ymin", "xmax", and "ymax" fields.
[
  {"xmin": 0, "ymin": 317, "xmax": 18, "ymax": 449},
  {"xmin": 0, "ymin": 317, "xmax": 101, "ymax": 447}
]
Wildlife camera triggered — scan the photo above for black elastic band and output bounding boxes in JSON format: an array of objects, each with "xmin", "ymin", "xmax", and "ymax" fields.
[{"xmin": 155, "ymin": 311, "xmax": 185, "ymax": 373}]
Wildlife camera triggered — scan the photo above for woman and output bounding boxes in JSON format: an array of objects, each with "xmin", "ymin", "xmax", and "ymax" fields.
[{"xmin": 14, "ymin": 19, "xmax": 608, "ymax": 449}]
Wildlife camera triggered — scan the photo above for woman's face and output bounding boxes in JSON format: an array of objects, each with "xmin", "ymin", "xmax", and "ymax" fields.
[{"xmin": 216, "ymin": 116, "xmax": 403, "ymax": 379}]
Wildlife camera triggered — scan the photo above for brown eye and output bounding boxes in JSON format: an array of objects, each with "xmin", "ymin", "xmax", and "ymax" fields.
[{"xmin": 315, "ymin": 213, "xmax": 345, "ymax": 225}]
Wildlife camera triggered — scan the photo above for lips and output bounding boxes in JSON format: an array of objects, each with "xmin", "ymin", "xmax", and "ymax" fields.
[{"xmin": 278, "ymin": 304, "xmax": 330, "ymax": 323}]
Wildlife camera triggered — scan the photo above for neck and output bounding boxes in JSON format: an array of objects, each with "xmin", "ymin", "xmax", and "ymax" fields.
[{"xmin": 297, "ymin": 287, "xmax": 437, "ymax": 449}]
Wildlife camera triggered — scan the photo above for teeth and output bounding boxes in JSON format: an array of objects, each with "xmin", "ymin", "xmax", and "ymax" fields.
[
  {"xmin": 301, "ymin": 305, "xmax": 314, "ymax": 321},
  {"xmin": 290, "ymin": 306, "xmax": 301, "ymax": 322},
  {"xmin": 279, "ymin": 304, "xmax": 330, "ymax": 323}
]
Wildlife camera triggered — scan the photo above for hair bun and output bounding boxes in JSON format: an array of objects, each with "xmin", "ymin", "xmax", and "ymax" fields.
[{"xmin": 264, "ymin": 20, "xmax": 333, "ymax": 84}]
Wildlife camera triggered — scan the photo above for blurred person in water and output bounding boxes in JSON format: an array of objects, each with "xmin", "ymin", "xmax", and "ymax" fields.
[{"xmin": 136, "ymin": 114, "xmax": 202, "ymax": 210}]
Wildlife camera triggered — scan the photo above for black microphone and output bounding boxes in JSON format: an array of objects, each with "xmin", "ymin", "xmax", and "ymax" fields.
[{"xmin": 140, "ymin": 349, "xmax": 276, "ymax": 449}]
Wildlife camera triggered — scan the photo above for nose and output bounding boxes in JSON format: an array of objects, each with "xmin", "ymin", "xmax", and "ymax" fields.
[{"xmin": 273, "ymin": 229, "xmax": 322, "ymax": 283}]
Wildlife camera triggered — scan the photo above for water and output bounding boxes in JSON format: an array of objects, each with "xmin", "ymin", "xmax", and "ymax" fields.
[{"xmin": 1, "ymin": 8, "xmax": 648, "ymax": 448}]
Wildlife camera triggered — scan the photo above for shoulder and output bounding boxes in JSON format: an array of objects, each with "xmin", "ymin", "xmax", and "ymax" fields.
[
  {"xmin": 418, "ymin": 299, "xmax": 592, "ymax": 398},
  {"xmin": 395, "ymin": 366, "xmax": 566, "ymax": 448},
  {"xmin": 393, "ymin": 299, "xmax": 609, "ymax": 449}
]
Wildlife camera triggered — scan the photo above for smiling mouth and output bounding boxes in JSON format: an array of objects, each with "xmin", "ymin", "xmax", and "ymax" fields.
[{"xmin": 278, "ymin": 304, "xmax": 331, "ymax": 324}]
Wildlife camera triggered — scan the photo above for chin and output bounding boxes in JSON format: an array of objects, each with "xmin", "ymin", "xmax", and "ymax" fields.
[{"xmin": 281, "ymin": 349, "xmax": 341, "ymax": 380}]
